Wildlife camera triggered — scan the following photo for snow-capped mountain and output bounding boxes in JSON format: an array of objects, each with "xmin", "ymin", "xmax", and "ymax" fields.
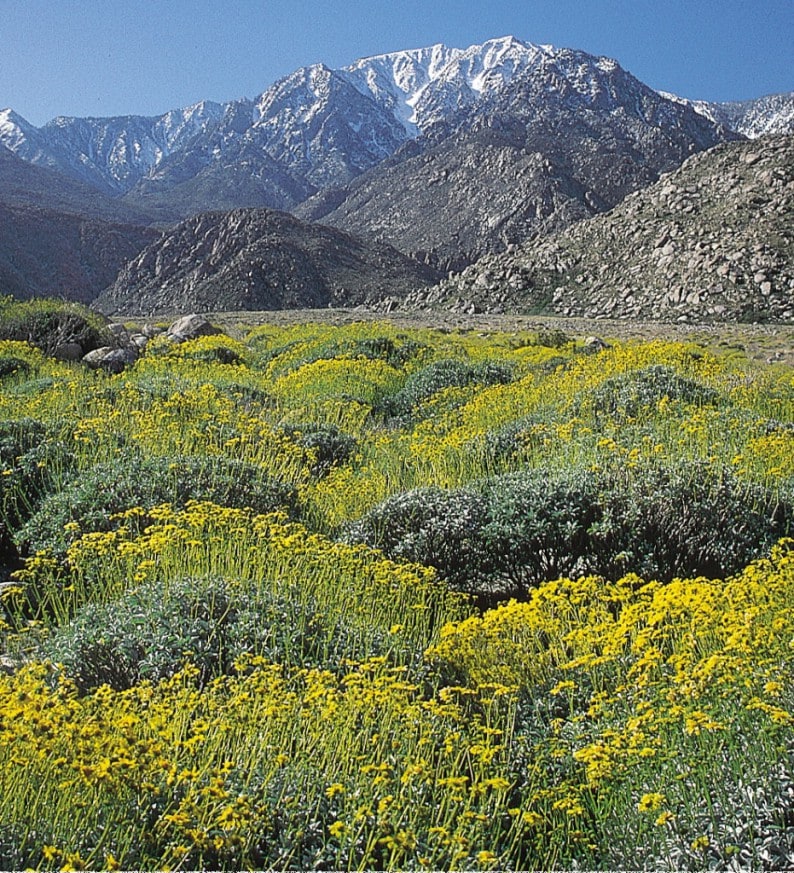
[
  {"xmin": 0, "ymin": 101, "xmax": 224, "ymax": 194},
  {"xmin": 660, "ymin": 90, "xmax": 794, "ymax": 139},
  {"xmin": 298, "ymin": 38, "xmax": 739, "ymax": 269},
  {"xmin": 3, "ymin": 34, "xmax": 776, "ymax": 274},
  {"xmin": 1, "ymin": 35, "xmax": 743, "ymax": 208},
  {"xmin": 342, "ymin": 37, "xmax": 541, "ymax": 133}
]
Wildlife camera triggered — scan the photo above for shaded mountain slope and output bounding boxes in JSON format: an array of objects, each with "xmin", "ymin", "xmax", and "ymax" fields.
[
  {"xmin": 0, "ymin": 202, "xmax": 158, "ymax": 303},
  {"xmin": 93, "ymin": 208, "xmax": 440, "ymax": 316}
]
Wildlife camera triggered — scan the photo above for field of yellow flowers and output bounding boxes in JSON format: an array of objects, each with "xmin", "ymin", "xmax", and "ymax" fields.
[{"xmin": 1, "ymin": 316, "xmax": 793, "ymax": 870}]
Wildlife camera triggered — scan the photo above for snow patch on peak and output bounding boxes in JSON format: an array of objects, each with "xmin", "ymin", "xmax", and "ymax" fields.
[
  {"xmin": 656, "ymin": 89, "xmax": 794, "ymax": 138},
  {"xmin": 343, "ymin": 36, "xmax": 552, "ymax": 132}
]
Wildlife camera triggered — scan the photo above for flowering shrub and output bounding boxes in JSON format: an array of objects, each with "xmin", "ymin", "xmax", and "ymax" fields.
[
  {"xmin": 0, "ymin": 419, "xmax": 74, "ymax": 544},
  {"xmin": 17, "ymin": 454, "xmax": 299, "ymax": 558},
  {"xmin": 381, "ymin": 357, "xmax": 514, "ymax": 420},
  {"xmin": 587, "ymin": 363, "xmax": 720, "ymax": 424},
  {"xmin": 0, "ymin": 320, "xmax": 793, "ymax": 869},
  {"xmin": 279, "ymin": 422, "xmax": 358, "ymax": 477}
]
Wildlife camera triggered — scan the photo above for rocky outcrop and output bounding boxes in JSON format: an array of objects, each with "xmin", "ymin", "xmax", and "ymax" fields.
[
  {"xmin": 407, "ymin": 136, "xmax": 794, "ymax": 322},
  {"xmin": 82, "ymin": 346, "xmax": 139, "ymax": 373},
  {"xmin": 166, "ymin": 314, "xmax": 222, "ymax": 342},
  {"xmin": 92, "ymin": 208, "xmax": 440, "ymax": 316}
]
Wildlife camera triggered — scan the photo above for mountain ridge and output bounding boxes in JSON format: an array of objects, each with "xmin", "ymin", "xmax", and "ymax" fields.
[{"xmin": 1, "ymin": 34, "xmax": 774, "ymax": 213}]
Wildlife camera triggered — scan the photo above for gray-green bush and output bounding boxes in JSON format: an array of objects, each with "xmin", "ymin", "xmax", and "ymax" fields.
[{"xmin": 17, "ymin": 453, "xmax": 299, "ymax": 557}]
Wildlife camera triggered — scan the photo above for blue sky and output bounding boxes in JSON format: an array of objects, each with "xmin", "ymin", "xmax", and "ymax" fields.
[{"xmin": 2, "ymin": 0, "xmax": 792, "ymax": 126}]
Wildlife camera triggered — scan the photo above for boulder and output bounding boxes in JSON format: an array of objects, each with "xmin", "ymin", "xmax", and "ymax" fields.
[
  {"xmin": 53, "ymin": 342, "xmax": 85, "ymax": 362},
  {"xmin": 166, "ymin": 314, "xmax": 223, "ymax": 343},
  {"xmin": 82, "ymin": 346, "xmax": 138, "ymax": 374},
  {"xmin": 582, "ymin": 336, "xmax": 611, "ymax": 354}
]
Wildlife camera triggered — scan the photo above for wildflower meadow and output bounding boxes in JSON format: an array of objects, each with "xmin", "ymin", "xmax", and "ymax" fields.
[{"xmin": 1, "ymin": 312, "xmax": 793, "ymax": 870}]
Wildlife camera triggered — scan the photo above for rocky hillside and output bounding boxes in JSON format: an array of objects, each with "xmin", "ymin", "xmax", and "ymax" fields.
[
  {"xmin": 93, "ymin": 208, "xmax": 440, "ymax": 316},
  {"xmin": 0, "ymin": 203, "xmax": 157, "ymax": 303},
  {"xmin": 408, "ymin": 135, "xmax": 794, "ymax": 322},
  {"xmin": 0, "ymin": 144, "xmax": 153, "ymax": 225}
]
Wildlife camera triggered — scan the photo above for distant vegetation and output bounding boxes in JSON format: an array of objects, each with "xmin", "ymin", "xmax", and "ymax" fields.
[{"xmin": 1, "ymin": 309, "xmax": 793, "ymax": 869}]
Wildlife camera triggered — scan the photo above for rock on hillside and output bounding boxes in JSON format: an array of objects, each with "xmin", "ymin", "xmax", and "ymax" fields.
[
  {"xmin": 410, "ymin": 135, "xmax": 794, "ymax": 322},
  {"xmin": 0, "ymin": 203, "xmax": 158, "ymax": 303},
  {"xmin": 93, "ymin": 208, "xmax": 440, "ymax": 316}
]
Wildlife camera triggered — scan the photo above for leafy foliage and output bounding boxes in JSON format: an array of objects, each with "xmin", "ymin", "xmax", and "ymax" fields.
[
  {"xmin": 381, "ymin": 357, "xmax": 514, "ymax": 419},
  {"xmin": 0, "ymin": 419, "xmax": 74, "ymax": 541},
  {"xmin": 0, "ymin": 298, "xmax": 112, "ymax": 357},
  {"xmin": 349, "ymin": 462, "xmax": 793, "ymax": 594},
  {"xmin": 1, "ymin": 321, "xmax": 793, "ymax": 870},
  {"xmin": 587, "ymin": 363, "xmax": 719, "ymax": 423},
  {"xmin": 280, "ymin": 422, "xmax": 358, "ymax": 477},
  {"xmin": 17, "ymin": 454, "xmax": 298, "ymax": 557},
  {"xmin": 40, "ymin": 576, "xmax": 372, "ymax": 693},
  {"xmin": 345, "ymin": 487, "xmax": 491, "ymax": 591}
]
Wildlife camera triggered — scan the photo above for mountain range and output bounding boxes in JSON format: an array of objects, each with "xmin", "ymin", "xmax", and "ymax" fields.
[{"xmin": 0, "ymin": 36, "xmax": 792, "ymax": 315}]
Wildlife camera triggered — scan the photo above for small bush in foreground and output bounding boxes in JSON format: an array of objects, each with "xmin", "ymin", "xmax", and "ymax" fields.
[
  {"xmin": 280, "ymin": 422, "xmax": 358, "ymax": 477},
  {"xmin": 17, "ymin": 454, "xmax": 298, "ymax": 557},
  {"xmin": 40, "ymin": 576, "xmax": 371, "ymax": 693}
]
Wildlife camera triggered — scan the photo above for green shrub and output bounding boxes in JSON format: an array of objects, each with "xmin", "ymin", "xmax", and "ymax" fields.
[
  {"xmin": 5, "ymin": 376, "xmax": 56, "ymax": 398},
  {"xmin": 280, "ymin": 423, "xmax": 358, "ymax": 477},
  {"xmin": 17, "ymin": 454, "xmax": 299, "ymax": 557},
  {"xmin": 346, "ymin": 462, "xmax": 793, "ymax": 597},
  {"xmin": 40, "ymin": 576, "xmax": 376, "ymax": 693},
  {"xmin": 0, "ymin": 417, "xmax": 47, "ymax": 463},
  {"xmin": 535, "ymin": 328, "xmax": 572, "ymax": 349},
  {"xmin": 250, "ymin": 334, "xmax": 427, "ymax": 379},
  {"xmin": 592, "ymin": 462, "xmax": 792, "ymax": 581},
  {"xmin": 381, "ymin": 358, "xmax": 514, "ymax": 419},
  {"xmin": 344, "ymin": 487, "xmax": 492, "ymax": 592},
  {"xmin": 0, "ymin": 298, "xmax": 112, "ymax": 357},
  {"xmin": 348, "ymin": 335, "xmax": 429, "ymax": 367},
  {"xmin": 479, "ymin": 467, "xmax": 604, "ymax": 589},
  {"xmin": 0, "ymin": 420, "xmax": 74, "ymax": 534},
  {"xmin": 587, "ymin": 364, "xmax": 720, "ymax": 424},
  {"xmin": 0, "ymin": 356, "xmax": 32, "ymax": 380},
  {"xmin": 483, "ymin": 414, "xmax": 548, "ymax": 463}
]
